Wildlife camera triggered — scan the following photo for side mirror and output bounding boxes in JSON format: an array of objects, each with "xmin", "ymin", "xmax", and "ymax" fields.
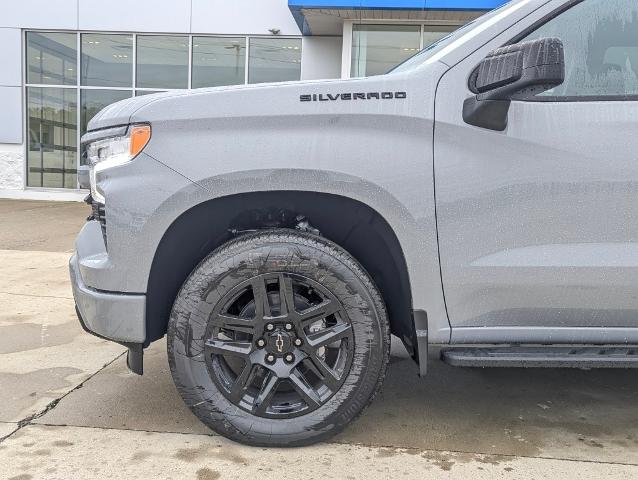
[{"xmin": 462, "ymin": 37, "xmax": 565, "ymax": 131}]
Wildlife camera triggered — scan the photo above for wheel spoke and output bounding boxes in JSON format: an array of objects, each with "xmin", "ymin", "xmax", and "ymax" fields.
[
  {"xmin": 277, "ymin": 273, "xmax": 295, "ymax": 317},
  {"xmin": 303, "ymin": 355, "xmax": 340, "ymax": 391},
  {"xmin": 299, "ymin": 300, "xmax": 341, "ymax": 327},
  {"xmin": 205, "ymin": 339, "xmax": 252, "ymax": 358},
  {"xmin": 306, "ymin": 322, "xmax": 352, "ymax": 349},
  {"xmin": 210, "ymin": 313, "xmax": 255, "ymax": 335},
  {"xmin": 289, "ymin": 369, "xmax": 322, "ymax": 408},
  {"xmin": 251, "ymin": 277, "xmax": 272, "ymax": 318},
  {"xmin": 228, "ymin": 362, "xmax": 255, "ymax": 403},
  {"xmin": 253, "ymin": 371, "xmax": 279, "ymax": 415}
]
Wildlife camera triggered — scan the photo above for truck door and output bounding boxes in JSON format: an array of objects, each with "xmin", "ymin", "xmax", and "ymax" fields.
[{"xmin": 433, "ymin": 0, "xmax": 638, "ymax": 343}]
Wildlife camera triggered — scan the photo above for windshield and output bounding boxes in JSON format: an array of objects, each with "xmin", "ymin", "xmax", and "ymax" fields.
[{"xmin": 390, "ymin": 0, "xmax": 519, "ymax": 74}]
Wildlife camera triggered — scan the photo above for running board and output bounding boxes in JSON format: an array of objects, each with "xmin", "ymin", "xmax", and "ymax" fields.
[{"xmin": 441, "ymin": 347, "xmax": 638, "ymax": 368}]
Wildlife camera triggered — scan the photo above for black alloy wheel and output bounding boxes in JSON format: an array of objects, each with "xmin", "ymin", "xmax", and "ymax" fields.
[
  {"xmin": 167, "ymin": 230, "xmax": 390, "ymax": 447},
  {"xmin": 204, "ymin": 272, "xmax": 354, "ymax": 418}
]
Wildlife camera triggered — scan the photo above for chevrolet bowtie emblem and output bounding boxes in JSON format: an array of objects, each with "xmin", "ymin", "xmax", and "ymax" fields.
[{"xmin": 275, "ymin": 333, "xmax": 284, "ymax": 353}]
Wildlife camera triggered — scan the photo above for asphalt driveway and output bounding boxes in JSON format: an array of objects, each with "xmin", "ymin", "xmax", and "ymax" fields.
[{"xmin": 1, "ymin": 199, "xmax": 637, "ymax": 480}]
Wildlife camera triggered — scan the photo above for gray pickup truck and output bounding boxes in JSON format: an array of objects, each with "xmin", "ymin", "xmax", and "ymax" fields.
[{"xmin": 71, "ymin": 0, "xmax": 638, "ymax": 446}]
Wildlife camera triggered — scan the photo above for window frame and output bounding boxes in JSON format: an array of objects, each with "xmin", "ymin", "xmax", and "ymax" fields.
[
  {"xmin": 23, "ymin": 29, "xmax": 303, "ymax": 190},
  {"xmin": 505, "ymin": 0, "xmax": 638, "ymax": 102},
  {"xmin": 25, "ymin": 86, "xmax": 79, "ymax": 189},
  {"xmin": 80, "ymin": 33, "xmax": 134, "ymax": 88}
]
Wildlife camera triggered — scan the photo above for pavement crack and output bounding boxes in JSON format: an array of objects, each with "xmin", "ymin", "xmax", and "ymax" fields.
[
  {"xmin": 0, "ymin": 351, "xmax": 126, "ymax": 445},
  {"xmin": 17, "ymin": 397, "xmax": 62, "ymax": 429},
  {"xmin": 34, "ymin": 422, "xmax": 220, "ymax": 438},
  {"xmin": 0, "ymin": 290, "xmax": 73, "ymax": 300}
]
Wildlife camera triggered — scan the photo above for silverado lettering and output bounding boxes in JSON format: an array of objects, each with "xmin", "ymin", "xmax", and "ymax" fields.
[{"xmin": 300, "ymin": 92, "xmax": 407, "ymax": 102}]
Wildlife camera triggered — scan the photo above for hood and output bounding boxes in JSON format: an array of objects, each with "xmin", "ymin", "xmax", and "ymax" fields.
[
  {"xmin": 86, "ymin": 75, "xmax": 419, "ymax": 132},
  {"xmin": 86, "ymin": 78, "xmax": 373, "ymax": 132}
]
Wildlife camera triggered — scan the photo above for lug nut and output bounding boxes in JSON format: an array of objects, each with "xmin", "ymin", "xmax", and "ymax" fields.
[
  {"xmin": 284, "ymin": 353, "xmax": 295, "ymax": 363},
  {"xmin": 294, "ymin": 338, "xmax": 302, "ymax": 347},
  {"xmin": 284, "ymin": 323, "xmax": 293, "ymax": 331},
  {"xmin": 266, "ymin": 323, "xmax": 275, "ymax": 331},
  {"xmin": 266, "ymin": 354, "xmax": 276, "ymax": 363},
  {"xmin": 256, "ymin": 338, "xmax": 266, "ymax": 348}
]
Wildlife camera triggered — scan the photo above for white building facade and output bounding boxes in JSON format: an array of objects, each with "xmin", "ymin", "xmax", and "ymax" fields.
[{"xmin": 0, "ymin": 0, "xmax": 503, "ymax": 200}]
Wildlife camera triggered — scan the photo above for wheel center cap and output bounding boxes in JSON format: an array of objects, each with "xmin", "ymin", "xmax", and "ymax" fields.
[{"xmin": 265, "ymin": 329, "xmax": 293, "ymax": 355}]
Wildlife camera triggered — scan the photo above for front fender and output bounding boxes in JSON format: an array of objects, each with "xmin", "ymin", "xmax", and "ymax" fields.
[
  {"xmin": 144, "ymin": 166, "xmax": 450, "ymax": 343},
  {"xmin": 111, "ymin": 66, "xmax": 451, "ymax": 342}
]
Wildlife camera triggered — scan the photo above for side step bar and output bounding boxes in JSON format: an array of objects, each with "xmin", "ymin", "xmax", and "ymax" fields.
[{"xmin": 441, "ymin": 346, "xmax": 638, "ymax": 368}]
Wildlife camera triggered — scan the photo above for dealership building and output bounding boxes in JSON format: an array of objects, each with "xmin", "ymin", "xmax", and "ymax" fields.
[{"xmin": 0, "ymin": 0, "xmax": 505, "ymax": 200}]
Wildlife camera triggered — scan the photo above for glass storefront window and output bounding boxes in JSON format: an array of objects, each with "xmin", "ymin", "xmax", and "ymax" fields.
[
  {"xmin": 26, "ymin": 32, "xmax": 77, "ymax": 85},
  {"xmin": 248, "ymin": 38, "xmax": 301, "ymax": 84},
  {"xmin": 422, "ymin": 25, "xmax": 456, "ymax": 47},
  {"xmin": 81, "ymin": 33, "xmax": 133, "ymax": 87},
  {"xmin": 27, "ymin": 87, "xmax": 78, "ymax": 188},
  {"xmin": 351, "ymin": 25, "xmax": 455, "ymax": 77},
  {"xmin": 25, "ymin": 31, "xmax": 303, "ymax": 188},
  {"xmin": 192, "ymin": 37, "xmax": 246, "ymax": 88},
  {"xmin": 136, "ymin": 35, "xmax": 189, "ymax": 89},
  {"xmin": 351, "ymin": 25, "xmax": 421, "ymax": 77}
]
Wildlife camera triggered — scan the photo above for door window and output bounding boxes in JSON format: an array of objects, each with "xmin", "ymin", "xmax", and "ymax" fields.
[{"xmin": 522, "ymin": 0, "xmax": 638, "ymax": 98}]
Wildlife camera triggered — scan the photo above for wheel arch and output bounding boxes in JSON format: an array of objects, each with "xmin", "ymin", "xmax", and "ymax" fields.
[{"xmin": 145, "ymin": 190, "xmax": 419, "ymax": 358}]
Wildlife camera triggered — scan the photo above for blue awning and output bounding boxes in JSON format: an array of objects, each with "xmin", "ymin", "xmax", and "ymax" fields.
[{"xmin": 289, "ymin": 0, "xmax": 507, "ymax": 34}]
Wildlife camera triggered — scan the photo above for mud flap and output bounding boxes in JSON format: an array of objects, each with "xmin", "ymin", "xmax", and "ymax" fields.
[{"xmin": 126, "ymin": 345, "xmax": 144, "ymax": 375}]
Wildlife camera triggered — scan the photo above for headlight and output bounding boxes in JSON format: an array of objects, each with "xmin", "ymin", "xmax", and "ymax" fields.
[{"xmin": 85, "ymin": 124, "xmax": 151, "ymax": 203}]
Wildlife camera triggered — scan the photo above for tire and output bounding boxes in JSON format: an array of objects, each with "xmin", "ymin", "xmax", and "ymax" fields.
[{"xmin": 167, "ymin": 229, "xmax": 390, "ymax": 447}]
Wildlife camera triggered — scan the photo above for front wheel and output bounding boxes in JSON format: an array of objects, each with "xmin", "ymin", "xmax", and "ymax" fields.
[{"xmin": 167, "ymin": 230, "xmax": 390, "ymax": 446}]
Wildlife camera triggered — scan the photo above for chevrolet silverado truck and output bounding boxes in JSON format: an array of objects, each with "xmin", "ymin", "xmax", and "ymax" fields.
[{"xmin": 71, "ymin": 0, "xmax": 638, "ymax": 446}]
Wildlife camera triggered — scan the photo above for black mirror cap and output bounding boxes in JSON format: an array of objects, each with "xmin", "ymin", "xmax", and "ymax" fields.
[{"xmin": 475, "ymin": 37, "xmax": 565, "ymax": 99}]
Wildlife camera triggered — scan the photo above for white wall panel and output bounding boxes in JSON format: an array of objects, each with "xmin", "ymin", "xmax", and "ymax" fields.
[
  {"xmin": 0, "ymin": 28, "xmax": 22, "ymax": 87},
  {"xmin": 192, "ymin": 0, "xmax": 301, "ymax": 35},
  {"xmin": 0, "ymin": 87, "xmax": 23, "ymax": 144},
  {"xmin": 79, "ymin": 0, "xmax": 191, "ymax": 33},
  {"xmin": 0, "ymin": 0, "xmax": 78, "ymax": 29}
]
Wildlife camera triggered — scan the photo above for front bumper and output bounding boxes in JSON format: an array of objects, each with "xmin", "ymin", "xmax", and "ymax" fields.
[
  {"xmin": 70, "ymin": 251, "xmax": 146, "ymax": 375},
  {"xmin": 69, "ymin": 223, "xmax": 146, "ymax": 345}
]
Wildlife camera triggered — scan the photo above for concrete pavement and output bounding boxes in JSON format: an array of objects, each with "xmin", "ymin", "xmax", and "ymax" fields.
[
  {"xmin": 1, "ymin": 198, "xmax": 638, "ymax": 480},
  {"xmin": 0, "ymin": 199, "xmax": 89, "ymax": 253},
  {"xmin": 4, "ymin": 424, "xmax": 638, "ymax": 480}
]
